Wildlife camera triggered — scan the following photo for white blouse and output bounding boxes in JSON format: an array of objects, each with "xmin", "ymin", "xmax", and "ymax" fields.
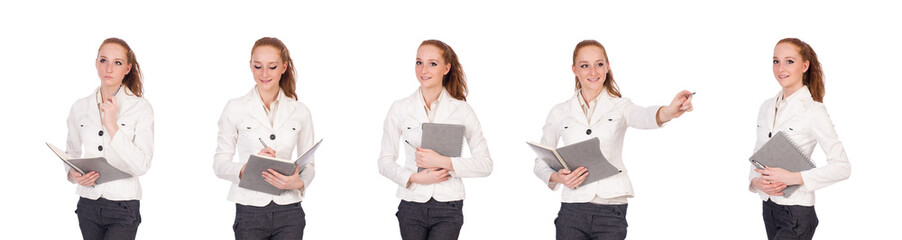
[
  {"xmin": 748, "ymin": 87, "xmax": 851, "ymax": 206},
  {"xmin": 65, "ymin": 86, "xmax": 154, "ymax": 201},
  {"xmin": 378, "ymin": 88, "xmax": 493, "ymax": 203},
  {"xmin": 214, "ymin": 88, "xmax": 316, "ymax": 207}
]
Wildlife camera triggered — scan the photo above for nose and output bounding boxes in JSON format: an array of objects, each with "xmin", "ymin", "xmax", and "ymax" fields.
[
  {"xmin": 104, "ymin": 63, "xmax": 113, "ymax": 73},
  {"xmin": 418, "ymin": 65, "xmax": 427, "ymax": 75},
  {"xmin": 589, "ymin": 66, "xmax": 600, "ymax": 77},
  {"xmin": 262, "ymin": 69, "xmax": 270, "ymax": 79}
]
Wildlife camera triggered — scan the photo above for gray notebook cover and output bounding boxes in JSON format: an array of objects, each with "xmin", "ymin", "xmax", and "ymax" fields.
[
  {"xmin": 529, "ymin": 137, "xmax": 621, "ymax": 187},
  {"xmin": 419, "ymin": 123, "xmax": 465, "ymax": 172},
  {"xmin": 749, "ymin": 131, "xmax": 815, "ymax": 197},
  {"xmin": 239, "ymin": 139, "xmax": 322, "ymax": 195},
  {"xmin": 47, "ymin": 143, "xmax": 132, "ymax": 185}
]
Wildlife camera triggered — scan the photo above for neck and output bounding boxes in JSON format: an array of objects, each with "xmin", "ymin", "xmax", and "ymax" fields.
[
  {"xmin": 782, "ymin": 83, "xmax": 804, "ymax": 100},
  {"xmin": 259, "ymin": 86, "xmax": 279, "ymax": 109},
  {"xmin": 421, "ymin": 86, "xmax": 442, "ymax": 110},
  {"xmin": 100, "ymin": 84, "xmax": 120, "ymax": 100},
  {"xmin": 580, "ymin": 87, "xmax": 603, "ymax": 103}
]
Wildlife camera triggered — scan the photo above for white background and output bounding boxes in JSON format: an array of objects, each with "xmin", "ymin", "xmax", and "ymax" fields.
[{"xmin": 1, "ymin": 1, "xmax": 899, "ymax": 239}]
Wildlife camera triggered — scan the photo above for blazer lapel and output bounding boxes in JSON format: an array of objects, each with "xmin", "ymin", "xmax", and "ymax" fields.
[
  {"xmin": 243, "ymin": 88, "xmax": 274, "ymax": 131},
  {"xmin": 590, "ymin": 93, "xmax": 616, "ymax": 126},
  {"xmin": 432, "ymin": 89, "xmax": 457, "ymax": 123},
  {"xmin": 774, "ymin": 88, "xmax": 810, "ymax": 129},
  {"xmin": 568, "ymin": 94, "xmax": 587, "ymax": 126},
  {"xmin": 272, "ymin": 93, "xmax": 296, "ymax": 130}
]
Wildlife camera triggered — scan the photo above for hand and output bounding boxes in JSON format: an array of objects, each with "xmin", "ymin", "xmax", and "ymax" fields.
[
  {"xmin": 262, "ymin": 165, "xmax": 305, "ymax": 190},
  {"xmin": 408, "ymin": 168, "xmax": 451, "ymax": 185},
  {"xmin": 415, "ymin": 148, "xmax": 453, "ymax": 170},
  {"xmin": 69, "ymin": 169, "xmax": 99, "ymax": 186},
  {"xmin": 99, "ymin": 95, "xmax": 120, "ymax": 137},
  {"xmin": 257, "ymin": 147, "xmax": 276, "ymax": 158},
  {"xmin": 751, "ymin": 177, "xmax": 787, "ymax": 196},
  {"xmin": 656, "ymin": 90, "xmax": 694, "ymax": 125},
  {"xmin": 756, "ymin": 167, "xmax": 804, "ymax": 186},
  {"xmin": 550, "ymin": 167, "xmax": 588, "ymax": 189}
]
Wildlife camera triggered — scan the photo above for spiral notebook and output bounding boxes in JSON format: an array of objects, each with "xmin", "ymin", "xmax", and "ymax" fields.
[
  {"xmin": 528, "ymin": 137, "xmax": 621, "ymax": 187},
  {"xmin": 239, "ymin": 139, "xmax": 322, "ymax": 195},
  {"xmin": 749, "ymin": 131, "xmax": 816, "ymax": 197},
  {"xmin": 417, "ymin": 123, "xmax": 465, "ymax": 172},
  {"xmin": 46, "ymin": 143, "xmax": 132, "ymax": 185}
]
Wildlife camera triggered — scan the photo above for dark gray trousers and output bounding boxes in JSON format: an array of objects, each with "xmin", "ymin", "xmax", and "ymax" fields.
[
  {"xmin": 75, "ymin": 197, "xmax": 141, "ymax": 240},
  {"xmin": 396, "ymin": 198, "xmax": 464, "ymax": 240},
  {"xmin": 763, "ymin": 199, "xmax": 818, "ymax": 240},
  {"xmin": 554, "ymin": 202, "xmax": 628, "ymax": 240},
  {"xmin": 234, "ymin": 201, "xmax": 306, "ymax": 240}
]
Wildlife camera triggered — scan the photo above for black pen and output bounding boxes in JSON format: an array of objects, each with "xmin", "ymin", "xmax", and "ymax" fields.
[
  {"xmin": 404, "ymin": 140, "xmax": 416, "ymax": 149},
  {"xmin": 258, "ymin": 138, "xmax": 269, "ymax": 148},
  {"xmin": 686, "ymin": 92, "xmax": 696, "ymax": 99}
]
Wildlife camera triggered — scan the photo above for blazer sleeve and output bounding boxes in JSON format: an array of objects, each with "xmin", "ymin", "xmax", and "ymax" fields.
[
  {"xmin": 106, "ymin": 100, "xmax": 154, "ymax": 176},
  {"xmin": 799, "ymin": 104, "xmax": 851, "ymax": 191},
  {"xmin": 213, "ymin": 101, "xmax": 244, "ymax": 184},
  {"xmin": 534, "ymin": 107, "xmax": 561, "ymax": 190},
  {"xmin": 296, "ymin": 105, "xmax": 316, "ymax": 192},
  {"xmin": 64, "ymin": 102, "xmax": 82, "ymax": 183},
  {"xmin": 448, "ymin": 104, "xmax": 492, "ymax": 178},
  {"xmin": 377, "ymin": 102, "xmax": 416, "ymax": 188},
  {"xmin": 622, "ymin": 98, "xmax": 662, "ymax": 129}
]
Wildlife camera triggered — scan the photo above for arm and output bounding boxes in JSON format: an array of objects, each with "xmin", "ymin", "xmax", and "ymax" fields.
[
  {"xmin": 64, "ymin": 102, "xmax": 82, "ymax": 183},
  {"xmin": 296, "ymin": 107, "xmax": 316, "ymax": 190},
  {"xmin": 799, "ymin": 104, "xmax": 851, "ymax": 191},
  {"xmin": 213, "ymin": 102, "xmax": 244, "ymax": 184},
  {"xmin": 446, "ymin": 106, "xmax": 493, "ymax": 178},
  {"xmin": 653, "ymin": 90, "xmax": 694, "ymax": 127},
  {"xmin": 377, "ymin": 103, "xmax": 417, "ymax": 187},
  {"xmin": 106, "ymin": 101, "xmax": 154, "ymax": 176},
  {"xmin": 533, "ymin": 108, "xmax": 561, "ymax": 190}
]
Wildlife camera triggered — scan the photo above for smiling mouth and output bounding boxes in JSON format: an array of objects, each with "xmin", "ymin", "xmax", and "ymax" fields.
[
  {"xmin": 420, "ymin": 76, "xmax": 432, "ymax": 81},
  {"xmin": 778, "ymin": 75, "xmax": 790, "ymax": 80},
  {"xmin": 587, "ymin": 77, "xmax": 601, "ymax": 82},
  {"xmin": 260, "ymin": 79, "xmax": 273, "ymax": 84}
]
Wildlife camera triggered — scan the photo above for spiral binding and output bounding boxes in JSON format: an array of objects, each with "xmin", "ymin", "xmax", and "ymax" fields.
[{"xmin": 776, "ymin": 131, "xmax": 817, "ymax": 168}]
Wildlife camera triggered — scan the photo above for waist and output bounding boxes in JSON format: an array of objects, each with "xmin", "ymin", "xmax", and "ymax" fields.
[{"xmin": 237, "ymin": 201, "xmax": 302, "ymax": 213}]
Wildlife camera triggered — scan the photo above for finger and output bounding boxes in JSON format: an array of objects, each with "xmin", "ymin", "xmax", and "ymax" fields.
[
  {"xmin": 266, "ymin": 169, "xmax": 287, "ymax": 178},
  {"xmin": 559, "ymin": 169, "xmax": 571, "ymax": 174}
]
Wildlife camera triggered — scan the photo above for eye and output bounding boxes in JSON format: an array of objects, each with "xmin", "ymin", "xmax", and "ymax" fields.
[
  {"xmin": 429, "ymin": 62, "xmax": 437, "ymax": 67},
  {"xmin": 596, "ymin": 63, "xmax": 604, "ymax": 67},
  {"xmin": 254, "ymin": 65, "xmax": 262, "ymax": 69},
  {"xmin": 269, "ymin": 66, "xmax": 277, "ymax": 70},
  {"xmin": 115, "ymin": 61, "xmax": 122, "ymax": 66},
  {"xmin": 99, "ymin": 59, "xmax": 106, "ymax": 63},
  {"xmin": 773, "ymin": 60, "xmax": 779, "ymax": 64},
  {"xmin": 580, "ymin": 64, "xmax": 589, "ymax": 68},
  {"xmin": 787, "ymin": 60, "xmax": 794, "ymax": 64},
  {"xmin": 416, "ymin": 61, "xmax": 422, "ymax": 65}
]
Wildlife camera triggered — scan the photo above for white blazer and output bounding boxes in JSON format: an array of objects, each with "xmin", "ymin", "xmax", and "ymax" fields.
[
  {"xmin": 213, "ymin": 88, "xmax": 316, "ymax": 207},
  {"xmin": 748, "ymin": 87, "xmax": 851, "ymax": 206},
  {"xmin": 378, "ymin": 88, "xmax": 493, "ymax": 203},
  {"xmin": 65, "ymin": 86, "xmax": 154, "ymax": 201},
  {"xmin": 534, "ymin": 91, "xmax": 661, "ymax": 203}
]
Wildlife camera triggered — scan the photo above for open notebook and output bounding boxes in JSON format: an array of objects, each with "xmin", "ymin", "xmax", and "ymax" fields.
[
  {"xmin": 749, "ymin": 131, "xmax": 816, "ymax": 197},
  {"xmin": 528, "ymin": 137, "xmax": 621, "ymax": 187},
  {"xmin": 47, "ymin": 143, "xmax": 132, "ymax": 185},
  {"xmin": 239, "ymin": 139, "xmax": 322, "ymax": 195},
  {"xmin": 418, "ymin": 123, "xmax": 465, "ymax": 172}
]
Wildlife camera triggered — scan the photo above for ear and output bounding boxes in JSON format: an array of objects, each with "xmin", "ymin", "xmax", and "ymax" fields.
[
  {"xmin": 125, "ymin": 63, "xmax": 133, "ymax": 75},
  {"xmin": 802, "ymin": 60, "xmax": 810, "ymax": 73},
  {"xmin": 572, "ymin": 65, "xmax": 578, "ymax": 76},
  {"xmin": 443, "ymin": 63, "xmax": 451, "ymax": 75}
]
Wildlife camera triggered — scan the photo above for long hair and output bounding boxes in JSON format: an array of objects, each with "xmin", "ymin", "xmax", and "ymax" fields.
[
  {"xmin": 420, "ymin": 39, "xmax": 467, "ymax": 101},
  {"xmin": 572, "ymin": 40, "xmax": 621, "ymax": 98},
  {"xmin": 777, "ymin": 38, "xmax": 824, "ymax": 102},
  {"xmin": 100, "ymin": 38, "xmax": 143, "ymax": 97},
  {"xmin": 251, "ymin": 37, "xmax": 298, "ymax": 100}
]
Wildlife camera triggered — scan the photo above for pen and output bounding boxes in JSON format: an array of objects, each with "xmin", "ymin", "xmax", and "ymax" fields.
[
  {"xmin": 112, "ymin": 85, "xmax": 121, "ymax": 97},
  {"xmin": 258, "ymin": 138, "xmax": 269, "ymax": 148},
  {"xmin": 404, "ymin": 140, "xmax": 416, "ymax": 149},
  {"xmin": 686, "ymin": 92, "xmax": 696, "ymax": 99}
]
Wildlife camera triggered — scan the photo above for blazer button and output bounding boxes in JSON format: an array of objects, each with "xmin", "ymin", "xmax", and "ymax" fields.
[
  {"xmin": 270, "ymin": 134, "xmax": 276, "ymax": 140},
  {"xmin": 98, "ymin": 145, "xmax": 103, "ymax": 151},
  {"xmin": 586, "ymin": 129, "xmax": 592, "ymax": 135},
  {"xmin": 768, "ymin": 132, "xmax": 772, "ymax": 138},
  {"xmin": 98, "ymin": 130, "xmax": 104, "ymax": 136}
]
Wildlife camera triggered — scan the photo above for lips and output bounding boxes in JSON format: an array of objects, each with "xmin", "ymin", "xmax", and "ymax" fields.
[
  {"xmin": 587, "ymin": 77, "xmax": 601, "ymax": 83},
  {"xmin": 420, "ymin": 76, "xmax": 432, "ymax": 81},
  {"xmin": 260, "ymin": 79, "xmax": 273, "ymax": 84},
  {"xmin": 777, "ymin": 74, "xmax": 789, "ymax": 80}
]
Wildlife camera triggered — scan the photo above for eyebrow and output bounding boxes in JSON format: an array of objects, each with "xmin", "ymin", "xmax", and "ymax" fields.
[
  {"xmin": 98, "ymin": 55, "xmax": 126, "ymax": 62},
  {"xmin": 252, "ymin": 60, "xmax": 281, "ymax": 64}
]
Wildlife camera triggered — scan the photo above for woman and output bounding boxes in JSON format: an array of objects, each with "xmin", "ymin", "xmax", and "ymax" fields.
[
  {"xmin": 377, "ymin": 39, "xmax": 493, "ymax": 240},
  {"xmin": 213, "ymin": 37, "xmax": 316, "ymax": 239},
  {"xmin": 64, "ymin": 37, "xmax": 153, "ymax": 240},
  {"xmin": 748, "ymin": 38, "xmax": 851, "ymax": 240},
  {"xmin": 532, "ymin": 40, "xmax": 693, "ymax": 240}
]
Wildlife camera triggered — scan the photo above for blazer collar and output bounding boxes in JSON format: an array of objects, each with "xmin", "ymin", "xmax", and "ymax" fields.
[
  {"xmin": 413, "ymin": 87, "xmax": 458, "ymax": 123},
  {"xmin": 93, "ymin": 85, "xmax": 139, "ymax": 117},
  {"xmin": 771, "ymin": 87, "xmax": 812, "ymax": 128},
  {"xmin": 569, "ymin": 89, "xmax": 617, "ymax": 126},
  {"xmin": 243, "ymin": 87, "xmax": 296, "ymax": 130}
]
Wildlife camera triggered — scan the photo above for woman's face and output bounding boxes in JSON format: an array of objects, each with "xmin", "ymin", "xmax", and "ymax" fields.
[
  {"xmin": 250, "ymin": 46, "xmax": 287, "ymax": 92},
  {"xmin": 95, "ymin": 43, "xmax": 132, "ymax": 87},
  {"xmin": 415, "ymin": 45, "xmax": 450, "ymax": 90},
  {"xmin": 772, "ymin": 43, "xmax": 809, "ymax": 90},
  {"xmin": 572, "ymin": 46, "xmax": 608, "ymax": 93}
]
